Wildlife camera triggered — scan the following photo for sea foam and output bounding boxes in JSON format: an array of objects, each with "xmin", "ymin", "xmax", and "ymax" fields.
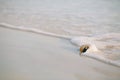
[{"xmin": 0, "ymin": 22, "xmax": 120, "ymax": 67}]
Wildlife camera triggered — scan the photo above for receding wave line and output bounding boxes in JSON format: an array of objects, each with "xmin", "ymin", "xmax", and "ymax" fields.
[
  {"xmin": 0, "ymin": 22, "xmax": 120, "ymax": 68},
  {"xmin": 82, "ymin": 53, "xmax": 120, "ymax": 68},
  {"xmin": 0, "ymin": 23, "xmax": 71, "ymax": 39}
]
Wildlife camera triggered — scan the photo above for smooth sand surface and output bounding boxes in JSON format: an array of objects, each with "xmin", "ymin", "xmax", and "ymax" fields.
[{"xmin": 0, "ymin": 27, "xmax": 120, "ymax": 80}]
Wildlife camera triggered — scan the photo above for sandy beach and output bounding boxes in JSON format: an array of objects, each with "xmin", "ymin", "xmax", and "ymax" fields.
[
  {"xmin": 0, "ymin": 26, "xmax": 120, "ymax": 80},
  {"xmin": 0, "ymin": 0, "xmax": 120, "ymax": 80}
]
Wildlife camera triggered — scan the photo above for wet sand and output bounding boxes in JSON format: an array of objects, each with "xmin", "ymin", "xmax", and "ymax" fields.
[{"xmin": 0, "ymin": 27, "xmax": 120, "ymax": 80}]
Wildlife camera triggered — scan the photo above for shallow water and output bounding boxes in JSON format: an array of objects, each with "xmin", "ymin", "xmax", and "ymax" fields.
[{"xmin": 0, "ymin": 0, "xmax": 120, "ymax": 66}]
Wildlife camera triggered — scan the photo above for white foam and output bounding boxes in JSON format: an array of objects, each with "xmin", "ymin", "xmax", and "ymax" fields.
[
  {"xmin": 70, "ymin": 36, "xmax": 95, "ymax": 46},
  {"xmin": 0, "ymin": 22, "xmax": 120, "ymax": 67},
  {"xmin": 0, "ymin": 23, "xmax": 71, "ymax": 39},
  {"xmin": 81, "ymin": 52, "xmax": 120, "ymax": 67}
]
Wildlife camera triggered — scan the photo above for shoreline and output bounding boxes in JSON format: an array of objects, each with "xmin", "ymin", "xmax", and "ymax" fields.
[{"xmin": 0, "ymin": 27, "xmax": 120, "ymax": 80}]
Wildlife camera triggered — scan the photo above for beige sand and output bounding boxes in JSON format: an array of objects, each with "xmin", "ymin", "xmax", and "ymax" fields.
[{"xmin": 0, "ymin": 27, "xmax": 120, "ymax": 80}]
